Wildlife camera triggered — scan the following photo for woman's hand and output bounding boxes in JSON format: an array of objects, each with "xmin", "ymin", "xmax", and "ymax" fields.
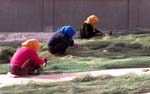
[
  {"xmin": 74, "ymin": 43, "xmax": 81, "ymax": 48},
  {"xmin": 43, "ymin": 58, "xmax": 47, "ymax": 67}
]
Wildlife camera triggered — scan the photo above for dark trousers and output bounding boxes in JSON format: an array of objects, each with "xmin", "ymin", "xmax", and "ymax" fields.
[
  {"xmin": 10, "ymin": 59, "xmax": 40, "ymax": 76},
  {"xmin": 48, "ymin": 43, "xmax": 68, "ymax": 55}
]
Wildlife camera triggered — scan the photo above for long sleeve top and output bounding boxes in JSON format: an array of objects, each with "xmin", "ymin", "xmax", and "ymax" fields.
[
  {"xmin": 80, "ymin": 23, "xmax": 103, "ymax": 39},
  {"xmin": 10, "ymin": 47, "xmax": 45, "ymax": 67},
  {"xmin": 48, "ymin": 32, "xmax": 74, "ymax": 47}
]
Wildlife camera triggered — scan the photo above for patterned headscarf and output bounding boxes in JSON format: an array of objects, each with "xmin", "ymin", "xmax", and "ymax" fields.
[
  {"xmin": 22, "ymin": 39, "xmax": 40, "ymax": 51},
  {"xmin": 57, "ymin": 25, "xmax": 76, "ymax": 38}
]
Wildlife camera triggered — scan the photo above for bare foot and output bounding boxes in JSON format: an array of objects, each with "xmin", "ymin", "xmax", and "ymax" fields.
[{"xmin": 7, "ymin": 72, "xmax": 19, "ymax": 78}]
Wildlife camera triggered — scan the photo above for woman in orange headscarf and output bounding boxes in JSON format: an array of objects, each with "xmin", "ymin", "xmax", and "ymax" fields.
[
  {"xmin": 80, "ymin": 15, "xmax": 104, "ymax": 39},
  {"xmin": 8, "ymin": 39, "xmax": 47, "ymax": 77}
]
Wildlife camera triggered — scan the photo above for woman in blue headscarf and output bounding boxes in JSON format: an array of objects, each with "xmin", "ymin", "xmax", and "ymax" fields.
[{"xmin": 47, "ymin": 25, "xmax": 80, "ymax": 55}]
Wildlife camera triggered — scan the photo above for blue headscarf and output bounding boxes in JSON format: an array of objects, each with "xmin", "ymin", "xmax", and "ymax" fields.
[{"xmin": 57, "ymin": 25, "xmax": 76, "ymax": 38}]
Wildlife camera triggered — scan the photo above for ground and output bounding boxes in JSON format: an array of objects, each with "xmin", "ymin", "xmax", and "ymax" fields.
[
  {"xmin": 1, "ymin": 32, "xmax": 150, "ymax": 94},
  {"xmin": 0, "ymin": 32, "xmax": 54, "ymax": 43},
  {"xmin": 0, "ymin": 68, "xmax": 150, "ymax": 88}
]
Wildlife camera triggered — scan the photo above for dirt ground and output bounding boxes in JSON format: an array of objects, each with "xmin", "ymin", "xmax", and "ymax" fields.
[
  {"xmin": 0, "ymin": 68, "xmax": 150, "ymax": 88},
  {"xmin": 0, "ymin": 32, "xmax": 54, "ymax": 43},
  {"xmin": 0, "ymin": 32, "xmax": 80, "ymax": 43}
]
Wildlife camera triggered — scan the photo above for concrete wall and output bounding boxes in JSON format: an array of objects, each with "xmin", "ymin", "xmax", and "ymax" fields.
[
  {"xmin": 0, "ymin": 0, "xmax": 150, "ymax": 32},
  {"xmin": 0, "ymin": 0, "xmax": 43, "ymax": 32}
]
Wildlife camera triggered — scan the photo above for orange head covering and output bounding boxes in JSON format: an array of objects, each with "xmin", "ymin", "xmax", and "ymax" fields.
[
  {"xmin": 84, "ymin": 15, "xmax": 99, "ymax": 24},
  {"xmin": 84, "ymin": 15, "xmax": 99, "ymax": 32},
  {"xmin": 22, "ymin": 39, "xmax": 40, "ymax": 51}
]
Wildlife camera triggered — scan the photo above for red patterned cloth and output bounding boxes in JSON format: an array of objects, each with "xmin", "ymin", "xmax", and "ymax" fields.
[{"xmin": 10, "ymin": 58, "xmax": 40, "ymax": 76}]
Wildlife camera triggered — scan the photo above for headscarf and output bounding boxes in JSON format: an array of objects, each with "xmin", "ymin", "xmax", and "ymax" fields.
[
  {"xmin": 84, "ymin": 15, "xmax": 99, "ymax": 32},
  {"xmin": 84, "ymin": 15, "xmax": 99, "ymax": 24},
  {"xmin": 57, "ymin": 25, "xmax": 76, "ymax": 38},
  {"xmin": 22, "ymin": 39, "xmax": 40, "ymax": 51}
]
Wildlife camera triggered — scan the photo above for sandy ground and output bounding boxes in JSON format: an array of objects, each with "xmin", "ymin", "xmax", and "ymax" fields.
[
  {"xmin": 0, "ymin": 32, "xmax": 79, "ymax": 43},
  {"xmin": 0, "ymin": 32, "xmax": 54, "ymax": 43},
  {"xmin": 0, "ymin": 68, "xmax": 150, "ymax": 88}
]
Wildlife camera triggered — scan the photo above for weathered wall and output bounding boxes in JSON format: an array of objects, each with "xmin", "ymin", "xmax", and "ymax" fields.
[
  {"xmin": 0, "ymin": 0, "xmax": 150, "ymax": 32},
  {"xmin": 0, "ymin": 0, "xmax": 43, "ymax": 32}
]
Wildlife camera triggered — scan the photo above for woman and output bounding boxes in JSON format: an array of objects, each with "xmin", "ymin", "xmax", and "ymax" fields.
[
  {"xmin": 8, "ymin": 39, "xmax": 47, "ymax": 77},
  {"xmin": 48, "ymin": 25, "xmax": 80, "ymax": 55},
  {"xmin": 80, "ymin": 15, "xmax": 103, "ymax": 39}
]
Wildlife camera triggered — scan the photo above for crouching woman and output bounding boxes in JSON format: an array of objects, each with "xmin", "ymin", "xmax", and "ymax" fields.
[
  {"xmin": 47, "ymin": 25, "xmax": 80, "ymax": 55},
  {"xmin": 8, "ymin": 39, "xmax": 47, "ymax": 77}
]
